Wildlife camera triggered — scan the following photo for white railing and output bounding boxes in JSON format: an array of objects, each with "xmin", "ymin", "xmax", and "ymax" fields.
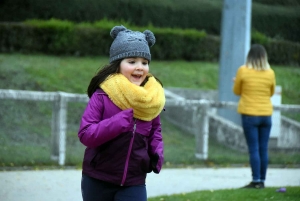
[
  {"xmin": 1, "ymin": 89, "xmax": 300, "ymax": 165},
  {"xmin": 0, "ymin": 90, "xmax": 88, "ymax": 165}
]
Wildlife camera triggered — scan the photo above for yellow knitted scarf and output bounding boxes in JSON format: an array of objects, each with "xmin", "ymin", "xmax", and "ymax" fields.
[{"xmin": 100, "ymin": 74, "xmax": 165, "ymax": 121}]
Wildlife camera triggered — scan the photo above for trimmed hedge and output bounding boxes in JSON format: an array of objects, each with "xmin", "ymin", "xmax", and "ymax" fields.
[
  {"xmin": 0, "ymin": 19, "xmax": 215, "ymax": 61},
  {"xmin": 0, "ymin": 19, "xmax": 299, "ymax": 66},
  {"xmin": 0, "ymin": 0, "xmax": 299, "ymax": 42},
  {"xmin": 254, "ymin": 0, "xmax": 300, "ymax": 6}
]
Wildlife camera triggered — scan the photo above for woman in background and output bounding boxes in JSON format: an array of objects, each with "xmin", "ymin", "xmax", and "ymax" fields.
[{"xmin": 233, "ymin": 44, "xmax": 276, "ymax": 189}]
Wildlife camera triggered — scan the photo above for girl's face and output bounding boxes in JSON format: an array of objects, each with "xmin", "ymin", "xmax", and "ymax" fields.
[{"xmin": 120, "ymin": 57, "xmax": 149, "ymax": 86}]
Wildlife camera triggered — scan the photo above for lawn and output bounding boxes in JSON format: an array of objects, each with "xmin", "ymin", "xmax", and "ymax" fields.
[
  {"xmin": 0, "ymin": 53, "xmax": 299, "ymax": 168},
  {"xmin": 1, "ymin": 53, "xmax": 299, "ymax": 200},
  {"xmin": 0, "ymin": 53, "xmax": 299, "ymax": 105},
  {"xmin": 148, "ymin": 187, "xmax": 300, "ymax": 201}
]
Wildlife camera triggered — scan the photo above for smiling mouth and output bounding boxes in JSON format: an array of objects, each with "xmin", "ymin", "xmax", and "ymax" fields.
[{"xmin": 132, "ymin": 74, "xmax": 142, "ymax": 79}]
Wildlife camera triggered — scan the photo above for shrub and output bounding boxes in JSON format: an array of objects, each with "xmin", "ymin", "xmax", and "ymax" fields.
[{"xmin": 0, "ymin": 19, "xmax": 299, "ymax": 66}]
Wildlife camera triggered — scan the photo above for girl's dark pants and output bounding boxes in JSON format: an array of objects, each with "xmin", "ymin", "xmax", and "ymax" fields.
[{"xmin": 81, "ymin": 174, "xmax": 147, "ymax": 201}]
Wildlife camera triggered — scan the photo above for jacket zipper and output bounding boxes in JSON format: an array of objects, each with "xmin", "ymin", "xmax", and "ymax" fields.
[{"xmin": 121, "ymin": 118, "xmax": 136, "ymax": 186}]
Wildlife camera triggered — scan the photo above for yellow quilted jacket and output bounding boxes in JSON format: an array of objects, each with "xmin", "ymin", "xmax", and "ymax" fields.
[{"xmin": 233, "ymin": 65, "xmax": 276, "ymax": 116}]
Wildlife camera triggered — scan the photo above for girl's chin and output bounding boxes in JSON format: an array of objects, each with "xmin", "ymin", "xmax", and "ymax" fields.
[
  {"xmin": 130, "ymin": 78, "xmax": 143, "ymax": 85},
  {"xmin": 131, "ymin": 81, "xmax": 142, "ymax": 86}
]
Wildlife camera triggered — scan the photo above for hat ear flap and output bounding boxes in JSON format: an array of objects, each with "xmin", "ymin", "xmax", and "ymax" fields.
[
  {"xmin": 143, "ymin": 30, "xmax": 156, "ymax": 47},
  {"xmin": 110, "ymin": 25, "xmax": 127, "ymax": 39}
]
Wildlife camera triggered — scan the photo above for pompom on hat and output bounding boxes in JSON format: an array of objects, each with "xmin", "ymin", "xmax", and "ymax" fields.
[{"xmin": 109, "ymin": 25, "xmax": 156, "ymax": 63}]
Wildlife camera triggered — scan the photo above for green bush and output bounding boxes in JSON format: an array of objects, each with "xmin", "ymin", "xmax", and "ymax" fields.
[
  {"xmin": 251, "ymin": 31, "xmax": 300, "ymax": 67},
  {"xmin": 253, "ymin": 0, "xmax": 300, "ymax": 6},
  {"xmin": 251, "ymin": 31, "xmax": 270, "ymax": 45},
  {"xmin": 0, "ymin": 0, "xmax": 299, "ymax": 42},
  {"xmin": 27, "ymin": 19, "xmax": 76, "ymax": 54},
  {"xmin": 266, "ymin": 40, "xmax": 300, "ymax": 67},
  {"xmin": 0, "ymin": 19, "xmax": 299, "ymax": 66},
  {"xmin": 0, "ymin": 19, "xmax": 217, "ymax": 61},
  {"xmin": 252, "ymin": 3, "xmax": 300, "ymax": 42}
]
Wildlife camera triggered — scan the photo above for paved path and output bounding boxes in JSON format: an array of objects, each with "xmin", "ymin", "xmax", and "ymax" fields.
[{"xmin": 0, "ymin": 168, "xmax": 299, "ymax": 201}]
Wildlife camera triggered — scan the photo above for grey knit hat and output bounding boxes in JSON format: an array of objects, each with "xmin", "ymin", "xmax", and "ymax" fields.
[{"xmin": 109, "ymin": 25, "xmax": 156, "ymax": 63}]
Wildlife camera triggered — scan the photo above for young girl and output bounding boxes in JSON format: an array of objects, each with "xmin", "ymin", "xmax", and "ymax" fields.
[
  {"xmin": 233, "ymin": 44, "xmax": 276, "ymax": 189},
  {"xmin": 78, "ymin": 25, "xmax": 165, "ymax": 201}
]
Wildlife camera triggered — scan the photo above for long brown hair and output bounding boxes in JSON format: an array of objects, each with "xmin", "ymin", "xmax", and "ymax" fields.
[{"xmin": 87, "ymin": 60, "xmax": 121, "ymax": 98}]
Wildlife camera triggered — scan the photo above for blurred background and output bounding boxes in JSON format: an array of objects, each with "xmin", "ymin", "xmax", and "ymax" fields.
[{"xmin": 0, "ymin": 0, "xmax": 299, "ymax": 169}]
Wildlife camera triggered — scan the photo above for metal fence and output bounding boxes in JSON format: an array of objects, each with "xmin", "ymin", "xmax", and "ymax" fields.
[
  {"xmin": 1, "ymin": 89, "xmax": 300, "ymax": 166},
  {"xmin": 0, "ymin": 90, "xmax": 88, "ymax": 166}
]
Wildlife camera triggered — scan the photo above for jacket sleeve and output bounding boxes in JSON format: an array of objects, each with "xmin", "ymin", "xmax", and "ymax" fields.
[
  {"xmin": 78, "ymin": 92, "xmax": 134, "ymax": 148},
  {"xmin": 270, "ymin": 69, "xmax": 276, "ymax": 96},
  {"xmin": 233, "ymin": 67, "xmax": 242, "ymax": 95},
  {"xmin": 148, "ymin": 115, "xmax": 164, "ymax": 174}
]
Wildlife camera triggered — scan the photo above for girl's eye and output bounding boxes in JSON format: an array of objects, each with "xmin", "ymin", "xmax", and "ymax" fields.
[
  {"xmin": 128, "ymin": 61, "xmax": 135, "ymax": 64},
  {"xmin": 142, "ymin": 61, "xmax": 148, "ymax": 65},
  {"xmin": 142, "ymin": 60, "xmax": 148, "ymax": 64}
]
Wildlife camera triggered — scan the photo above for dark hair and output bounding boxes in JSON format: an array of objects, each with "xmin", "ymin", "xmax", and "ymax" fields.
[
  {"xmin": 246, "ymin": 44, "xmax": 270, "ymax": 70},
  {"xmin": 87, "ymin": 59, "xmax": 163, "ymax": 98},
  {"xmin": 87, "ymin": 60, "xmax": 121, "ymax": 98},
  {"xmin": 141, "ymin": 74, "xmax": 163, "ymax": 88}
]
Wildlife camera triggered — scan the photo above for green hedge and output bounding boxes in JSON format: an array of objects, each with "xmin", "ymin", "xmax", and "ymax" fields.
[
  {"xmin": 0, "ymin": 19, "xmax": 299, "ymax": 66},
  {"xmin": 254, "ymin": 0, "xmax": 300, "ymax": 6},
  {"xmin": 0, "ymin": 19, "xmax": 216, "ymax": 61},
  {"xmin": 0, "ymin": 0, "xmax": 299, "ymax": 42}
]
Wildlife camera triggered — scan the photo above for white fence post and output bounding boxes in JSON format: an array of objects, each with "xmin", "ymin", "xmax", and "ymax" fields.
[
  {"xmin": 58, "ymin": 93, "xmax": 67, "ymax": 166},
  {"xmin": 51, "ymin": 92, "xmax": 68, "ymax": 166},
  {"xmin": 270, "ymin": 86, "xmax": 282, "ymax": 138},
  {"xmin": 194, "ymin": 103, "xmax": 209, "ymax": 160},
  {"xmin": 51, "ymin": 94, "xmax": 60, "ymax": 161}
]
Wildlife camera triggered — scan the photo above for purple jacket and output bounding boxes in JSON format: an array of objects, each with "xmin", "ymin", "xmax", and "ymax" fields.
[{"xmin": 78, "ymin": 89, "xmax": 164, "ymax": 186}]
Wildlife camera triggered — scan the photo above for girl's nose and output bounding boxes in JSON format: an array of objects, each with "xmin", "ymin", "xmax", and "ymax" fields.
[{"xmin": 136, "ymin": 62, "xmax": 143, "ymax": 70}]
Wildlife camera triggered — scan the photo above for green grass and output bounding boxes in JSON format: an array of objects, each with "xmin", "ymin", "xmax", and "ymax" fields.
[
  {"xmin": 0, "ymin": 53, "xmax": 299, "ymax": 199},
  {"xmin": 148, "ymin": 187, "xmax": 300, "ymax": 201},
  {"xmin": 1, "ymin": 114, "xmax": 299, "ymax": 168},
  {"xmin": 0, "ymin": 53, "xmax": 299, "ymax": 105},
  {"xmin": 0, "ymin": 53, "xmax": 300, "ymax": 168}
]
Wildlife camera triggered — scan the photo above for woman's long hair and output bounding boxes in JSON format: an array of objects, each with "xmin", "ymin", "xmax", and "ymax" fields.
[
  {"xmin": 246, "ymin": 44, "xmax": 270, "ymax": 71},
  {"xmin": 246, "ymin": 44, "xmax": 270, "ymax": 70}
]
